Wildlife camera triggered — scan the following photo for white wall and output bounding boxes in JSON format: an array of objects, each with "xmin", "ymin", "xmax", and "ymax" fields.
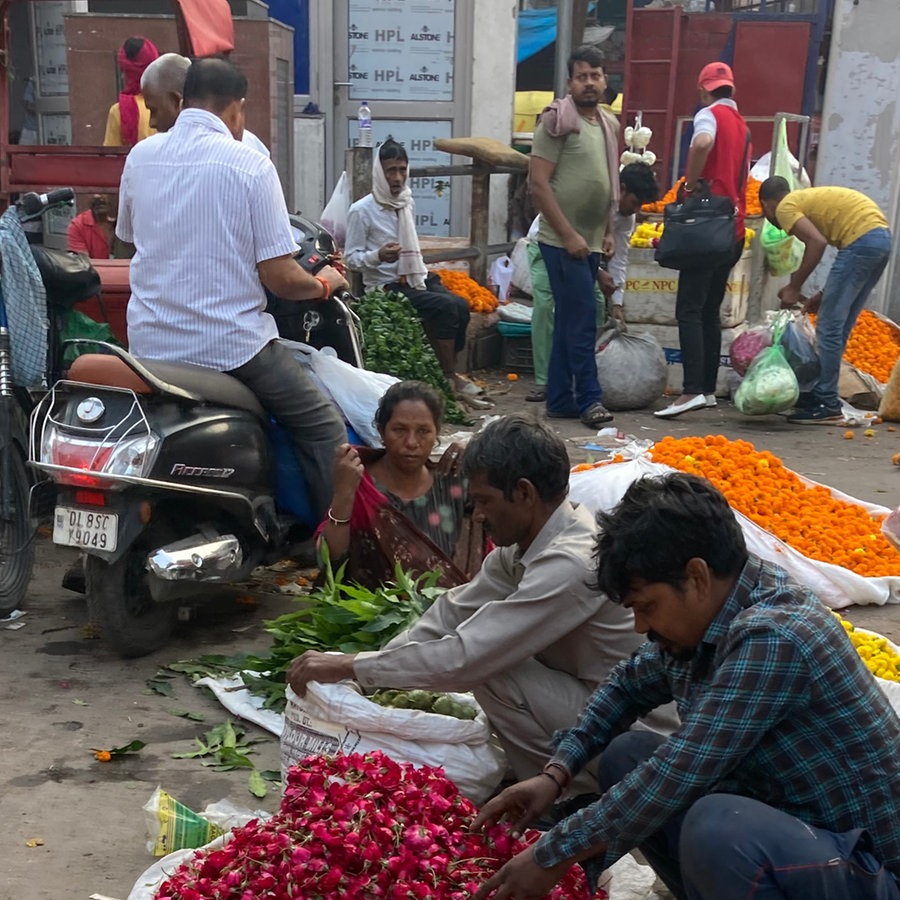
[
  {"xmin": 469, "ymin": 0, "xmax": 519, "ymax": 244},
  {"xmin": 816, "ymin": 0, "xmax": 900, "ymax": 316}
]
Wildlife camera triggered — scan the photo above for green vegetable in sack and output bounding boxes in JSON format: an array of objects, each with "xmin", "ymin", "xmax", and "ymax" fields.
[
  {"xmin": 431, "ymin": 695, "xmax": 477, "ymax": 720},
  {"xmin": 735, "ymin": 313, "xmax": 799, "ymax": 415},
  {"xmin": 355, "ymin": 288, "xmax": 467, "ymax": 425},
  {"xmin": 368, "ymin": 689, "xmax": 478, "ymax": 720}
]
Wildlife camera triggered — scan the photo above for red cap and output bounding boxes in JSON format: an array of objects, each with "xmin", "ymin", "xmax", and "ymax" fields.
[{"xmin": 698, "ymin": 61, "xmax": 735, "ymax": 92}]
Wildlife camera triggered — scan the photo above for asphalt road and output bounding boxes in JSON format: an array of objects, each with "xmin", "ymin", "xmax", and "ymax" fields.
[{"xmin": 5, "ymin": 370, "xmax": 900, "ymax": 899}]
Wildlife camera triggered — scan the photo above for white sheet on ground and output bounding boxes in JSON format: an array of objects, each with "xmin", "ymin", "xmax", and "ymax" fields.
[{"xmin": 568, "ymin": 454, "xmax": 900, "ymax": 608}]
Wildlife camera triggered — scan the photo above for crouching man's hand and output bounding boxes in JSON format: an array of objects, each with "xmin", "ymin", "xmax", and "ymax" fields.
[
  {"xmin": 287, "ymin": 650, "xmax": 356, "ymax": 696},
  {"xmin": 474, "ymin": 844, "xmax": 573, "ymax": 900},
  {"xmin": 473, "ymin": 775, "xmax": 560, "ymax": 840}
]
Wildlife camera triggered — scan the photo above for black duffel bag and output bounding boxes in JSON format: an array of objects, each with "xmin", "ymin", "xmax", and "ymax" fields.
[
  {"xmin": 30, "ymin": 246, "xmax": 101, "ymax": 309},
  {"xmin": 654, "ymin": 190, "xmax": 738, "ymax": 271}
]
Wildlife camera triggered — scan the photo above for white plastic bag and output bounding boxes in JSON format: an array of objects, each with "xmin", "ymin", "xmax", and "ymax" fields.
[
  {"xmin": 489, "ymin": 255, "xmax": 513, "ymax": 302},
  {"xmin": 282, "ymin": 339, "xmax": 398, "ymax": 446},
  {"xmin": 509, "ymin": 237, "xmax": 533, "ymax": 296},
  {"xmin": 595, "ymin": 326, "xmax": 668, "ymax": 411},
  {"xmin": 319, "ymin": 171, "xmax": 351, "ymax": 248},
  {"xmin": 280, "ymin": 683, "xmax": 506, "ymax": 805}
]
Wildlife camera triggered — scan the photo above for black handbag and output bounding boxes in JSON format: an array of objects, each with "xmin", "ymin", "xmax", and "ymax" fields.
[
  {"xmin": 654, "ymin": 128, "xmax": 751, "ymax": 271},
  {"xmin": 654, "ymin": 191, "xmax": 738, "ymax": 271}
]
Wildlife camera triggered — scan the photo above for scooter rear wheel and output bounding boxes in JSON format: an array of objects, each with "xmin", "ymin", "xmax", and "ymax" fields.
[{"xmin": 86, "ymin": 542, "xmax": 177, "ymax": 658}]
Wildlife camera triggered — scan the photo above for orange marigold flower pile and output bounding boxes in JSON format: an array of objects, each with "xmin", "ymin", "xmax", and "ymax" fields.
[
  {"xmin": 640, "ymin": 176, "xmax": 762, "ymax": 216},
  {"xmin": 434, "ymin": 269, "xmax": 499, "ymax": 313},
  {"xmin": 649, "ymin": 434, "xmax": 900, "ymax": 577},
  {"xmin": 839, "ymin": 310, "xmax": 900, "ymax": 384}
]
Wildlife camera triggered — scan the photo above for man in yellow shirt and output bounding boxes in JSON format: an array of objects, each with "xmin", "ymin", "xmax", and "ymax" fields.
[{"xmin": 760, "ymin": 177, "xmax": 892, "ymax": 424}]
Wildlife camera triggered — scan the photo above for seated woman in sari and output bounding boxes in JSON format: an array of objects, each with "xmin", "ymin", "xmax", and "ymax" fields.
[{"xmin": 317, "ymin": 381, "xmax": 487, "ymax": 589}]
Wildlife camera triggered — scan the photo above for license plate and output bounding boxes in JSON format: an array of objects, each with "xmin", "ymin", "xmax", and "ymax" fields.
[{"xmin": 53, "ymin": 506, "xmax": 118, "ymax": 552}]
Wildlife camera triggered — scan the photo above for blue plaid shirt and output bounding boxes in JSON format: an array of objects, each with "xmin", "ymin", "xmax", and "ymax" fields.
[{"xmin": 534, "ymin": 554, "xmax": 900, "ymax": 879}]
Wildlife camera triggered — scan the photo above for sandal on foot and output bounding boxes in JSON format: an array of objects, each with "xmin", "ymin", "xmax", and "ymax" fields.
[{"xmin": 580, "ymin": 402, "xmax": 614, "ymax": 428}]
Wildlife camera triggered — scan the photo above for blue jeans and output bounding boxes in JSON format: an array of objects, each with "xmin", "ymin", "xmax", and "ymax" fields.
[
  {"xmin": 599, "ymin": 731, "xmax": 900, "ymax": 900},
  {"xmin": 814, "ymin": 227, "xmax": 892, "ymax": 410},
  {"xmin": 538, "ymin": 243, "xmax": 602, "ymax": 415}
]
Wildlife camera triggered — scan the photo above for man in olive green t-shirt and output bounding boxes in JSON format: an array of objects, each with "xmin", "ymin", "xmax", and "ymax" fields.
[
  {"xmin": 760, "ymin": 178, "xmax": 892, "ymax": 423},
  {"xmin": 529, "ymin": 45, "xmax": 619, "ymax": 428}
]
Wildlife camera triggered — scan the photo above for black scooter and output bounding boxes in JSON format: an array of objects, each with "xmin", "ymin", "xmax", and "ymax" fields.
[{"xmin": 29, "ymin": 216, "xmax": 365, "ymax": 657}]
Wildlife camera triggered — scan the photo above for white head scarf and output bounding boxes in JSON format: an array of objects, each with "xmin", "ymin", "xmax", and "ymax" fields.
[{"xmin": 371, "ymin": 146, "xmax": 428, "ymax": 290}]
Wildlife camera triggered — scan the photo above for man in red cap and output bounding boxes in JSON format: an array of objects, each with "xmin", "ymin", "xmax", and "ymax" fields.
[{"xmin": 655, "ymin": 61, "xmax": 751, "ymax": 420}]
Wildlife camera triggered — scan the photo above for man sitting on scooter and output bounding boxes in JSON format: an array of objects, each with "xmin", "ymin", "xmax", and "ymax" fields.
[{"xmin": 115, "ymin": 57, "xmax": 347, "ymax": 521}]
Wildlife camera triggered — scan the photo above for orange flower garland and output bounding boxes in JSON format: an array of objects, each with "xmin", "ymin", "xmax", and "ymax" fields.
[
  {"xmin": 434, "ymin": 269, "xmax": 499, "ymax": 314},
  {"xmin": 640, "ymin": 176, "xmax": 762, "ymax": 216},
  {"xmin": 839, "ymin": 310, "xmax": 900, "ymax": 384},
  {"xmin": 649, "ymin": 434, "xmax": 900, "ymax": 577}
]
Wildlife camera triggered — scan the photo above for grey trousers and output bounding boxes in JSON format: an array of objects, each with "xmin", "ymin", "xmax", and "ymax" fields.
[
  {"xmin": 228, "ymin": 339, "xmax": 346, "ymax": 522},
  {"xmin": 475, "ymin": 658, "xmax": 600, "ymax": 795},
  {"xmin": 476, "ymin": 657, "xmax": 680, "ymax": 797}
]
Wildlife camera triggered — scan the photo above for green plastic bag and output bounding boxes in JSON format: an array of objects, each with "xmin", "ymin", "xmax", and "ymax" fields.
[
  {"xmin": 735, "ymin": 313, "xmax": 799, "ymax": 415},
  {"xmin": 761, "ymin": 119, "xmax": 804, "ymax": 276},
  {"xmin": 58, "ymin": 309, "xmax": 123, "ymax": 366}
]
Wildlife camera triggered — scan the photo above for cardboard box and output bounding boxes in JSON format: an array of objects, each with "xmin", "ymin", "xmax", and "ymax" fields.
[
  {"xmin": 456, "ymin": 312, "xmax": 502, "ymax": 373},
  {"xmin": 624, "ymin": 248, "xmax": 751, "ymax": 329}
]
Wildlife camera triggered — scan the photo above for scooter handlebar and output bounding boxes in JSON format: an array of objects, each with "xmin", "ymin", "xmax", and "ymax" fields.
[{"xmin": 20, "ymin": 188, "xmax": 75, "ymax": 218}]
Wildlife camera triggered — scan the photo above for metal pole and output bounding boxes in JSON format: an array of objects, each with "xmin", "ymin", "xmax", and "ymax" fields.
[{"xmin": 554, "ymin": 1, "xmax": 574, "ymax": 99}]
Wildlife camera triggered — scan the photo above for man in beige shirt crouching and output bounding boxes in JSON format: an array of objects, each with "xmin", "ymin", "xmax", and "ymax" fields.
[{"xmin": 289, "ymin": 415, "xmax": 674, "ymax": 794}]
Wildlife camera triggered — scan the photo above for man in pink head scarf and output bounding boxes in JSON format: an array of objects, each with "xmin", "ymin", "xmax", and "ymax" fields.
[{"xmin": 103, "ymin": 36, "xmax": 160, "ymax": 147}]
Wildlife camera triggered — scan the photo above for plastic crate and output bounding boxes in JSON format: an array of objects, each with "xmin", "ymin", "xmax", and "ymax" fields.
[
  {"xmin": 497, "ymin": 321, "xmax": 532, "ymax": 337},
  {"xmin": 501, "ymin": 335, "xmax": 534, "ymax": 373}
]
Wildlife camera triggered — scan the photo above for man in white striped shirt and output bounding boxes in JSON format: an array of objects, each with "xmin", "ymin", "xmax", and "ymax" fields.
[{"xmin": 116, "ymin": 57, "xmax": 346, "ymax": 520}]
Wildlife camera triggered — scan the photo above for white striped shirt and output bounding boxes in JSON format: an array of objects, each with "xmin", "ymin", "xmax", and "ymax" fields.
[{"xmin": 117, "ymin": 108, "xmax": 297, "ymax": 370}]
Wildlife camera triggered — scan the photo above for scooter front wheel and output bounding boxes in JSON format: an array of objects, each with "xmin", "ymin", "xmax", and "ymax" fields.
[
  {"xmin": 0, "ymin": 445, "xmax": 35, "ymax": 616},
  {"xmin": 86, "ymin": 544, "xmax": 177, "ymax": 658}
]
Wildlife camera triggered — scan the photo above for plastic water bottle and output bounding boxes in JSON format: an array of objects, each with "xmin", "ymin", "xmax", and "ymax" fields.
[{"xmin": 357, "ymin": 101, "xmax": 372, "ymax": 147}]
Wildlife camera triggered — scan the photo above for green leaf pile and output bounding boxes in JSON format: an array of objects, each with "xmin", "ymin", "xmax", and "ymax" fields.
[
  {"xmin": 355, "ymin": 287, "xmax": 467, "ymax": 424},
  {"xmin": 168, "ymin": 550, "xmax": 445, "ymax": 714}
]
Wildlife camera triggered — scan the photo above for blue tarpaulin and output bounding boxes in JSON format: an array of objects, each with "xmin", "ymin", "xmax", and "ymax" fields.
[
  {"xmin": 266, "ymin": 0, "xmax": 311, "ymax": 94},
  {"xmin": 518, "ymin": 7, "xmax": 557, "ymax": 64}
]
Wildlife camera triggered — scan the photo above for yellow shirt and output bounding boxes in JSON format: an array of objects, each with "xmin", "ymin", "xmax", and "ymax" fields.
[
  {"xmin": 103, "ymin": 94, "xmax": 156, "ymax": 147},
  {"xmin": 776, "ymin": 187, "xmax": 888, "ymax": 250}
]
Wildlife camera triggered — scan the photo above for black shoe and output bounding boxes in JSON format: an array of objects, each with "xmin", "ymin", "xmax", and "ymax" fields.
[
  {"xmin": 787, "ymin": 404, "xmax": 843, "ymax": 425},
  {"xmin": 580, "ymin": 402, "xmax": 614, "ymax": 428}
]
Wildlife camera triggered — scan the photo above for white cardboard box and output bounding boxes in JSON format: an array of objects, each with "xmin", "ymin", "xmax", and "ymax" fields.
[{"xmin": 625, "ymin": 248, "xmax": 751, "ymax": 329}]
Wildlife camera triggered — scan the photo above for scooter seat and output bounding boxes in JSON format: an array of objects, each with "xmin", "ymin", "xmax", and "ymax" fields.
[{"xmin": 68, "ymin": 354, "xmax": 267, "ymax": 420}]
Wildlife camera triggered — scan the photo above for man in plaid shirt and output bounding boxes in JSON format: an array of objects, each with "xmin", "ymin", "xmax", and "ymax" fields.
[{"xmin": 475, "ymin": 473, "xmax": 900, "ymax": 900}]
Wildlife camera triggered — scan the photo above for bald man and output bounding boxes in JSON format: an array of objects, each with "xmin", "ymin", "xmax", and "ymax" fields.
[{"xmin": 141, "ymin": 52, "xmax": 269, "ymax": 155}]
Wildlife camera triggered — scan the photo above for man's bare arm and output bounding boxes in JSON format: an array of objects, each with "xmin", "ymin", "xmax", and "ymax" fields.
[{"xmin": 257, "ymin": 255, "xmax": 347, "ymax": 300}]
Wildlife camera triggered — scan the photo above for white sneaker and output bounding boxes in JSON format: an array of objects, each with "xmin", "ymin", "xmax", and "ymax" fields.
[
  {"xmin": 705, "ymin": 394, "xmax": 718, "ymax": 408},
  {"xmin": 653, "ymin": 394, "xmax": 706, "ymax": 418}
]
